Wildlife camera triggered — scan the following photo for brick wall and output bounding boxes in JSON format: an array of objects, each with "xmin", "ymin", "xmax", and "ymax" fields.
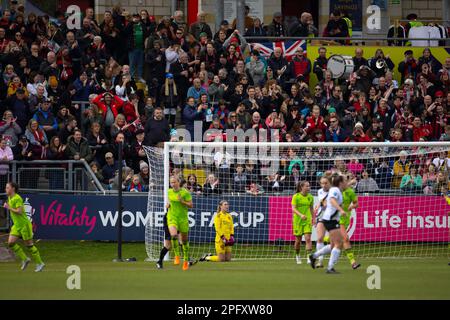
[{"xmin": 403, "ymin": 0, "xmax": 443, "ymax": 19}]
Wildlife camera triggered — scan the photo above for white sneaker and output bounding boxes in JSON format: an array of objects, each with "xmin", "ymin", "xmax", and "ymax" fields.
[
  {"xmin": 296, "ymin": 255, "xmax": 302, "ymax": 264},
  {"xmin": 307, "ymin": 257, "xmax": 311, "ymax": 265},
  {"xmin": 35, "ymin": 263, "xmax": 45, "ymax": 272},
  {"xmin": 21, "ymin": 258, "xmax": 31, "ymax": 271}
]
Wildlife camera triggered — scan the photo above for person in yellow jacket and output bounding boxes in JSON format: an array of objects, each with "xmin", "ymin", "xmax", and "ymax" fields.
[
  {"xmin": 200, "ymin": 200, "xmax": 235, "ymax": 262},
  {"xmin": 392, "ymin": 151, "xmax": 411, "ymax": 189}
]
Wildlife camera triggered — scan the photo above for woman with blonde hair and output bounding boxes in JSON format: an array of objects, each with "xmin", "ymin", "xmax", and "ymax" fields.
[{"xmin": 200, "ymin": 200, "xmax": 235, "ymax": 262}]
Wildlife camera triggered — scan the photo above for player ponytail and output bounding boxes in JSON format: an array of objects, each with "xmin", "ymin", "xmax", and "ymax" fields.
[{"xmin": 217, "ymin": 200, "xmax": 228, "ymax": 214}]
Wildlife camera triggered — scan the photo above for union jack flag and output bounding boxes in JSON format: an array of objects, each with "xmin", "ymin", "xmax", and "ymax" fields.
[{"xmin": 248, "ymin": 40, "xmax": 307, "ymax": 61}]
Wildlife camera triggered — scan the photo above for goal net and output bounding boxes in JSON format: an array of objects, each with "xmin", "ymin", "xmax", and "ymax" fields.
[{"xmin": 145, "ymin": 142, "xmax": 450, "ymax": 261}]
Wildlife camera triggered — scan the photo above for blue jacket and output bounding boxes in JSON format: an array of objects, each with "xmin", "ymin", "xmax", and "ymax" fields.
[
  {"xmin": 33, "ymin": 108, "xmax": 58, "ymax": 131},
  {"xmin": 183, "ymin": 105, "xmax": 203, "ymax": 139},
  {"xmin": 186, "ymin": 86, "xmax": 207, "ymax": 102},
  {"xmin": 73, "ymin": 78, "xmax": 93, "ymax": 102}
]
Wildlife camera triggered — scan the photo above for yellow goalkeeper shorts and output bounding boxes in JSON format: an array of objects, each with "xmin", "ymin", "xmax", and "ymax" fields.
[{"xmin": 215, "ymin": 241, "xmax": 232, "ymax": 255}]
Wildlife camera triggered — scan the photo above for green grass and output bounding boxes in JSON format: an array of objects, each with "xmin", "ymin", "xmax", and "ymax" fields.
[{"xmin": 0, "ymin": 241, "xmax": 449, "ymax": 300}]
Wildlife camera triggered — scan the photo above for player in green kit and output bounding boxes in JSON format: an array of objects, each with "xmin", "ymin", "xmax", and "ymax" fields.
[
  {"xmin": 4, "ymin": 182, "xmax": 45, "ymax": 272},
  {"xmin": 291, "ymin": 181, "xmax": 314, "ymax": 265},
  {"xmin": 340, "ymin": 180, "xmax": 360, "ymax": 270},
  {"xmin": 166, "ymin": 176, "xmax": 193, "ymax": 271}
]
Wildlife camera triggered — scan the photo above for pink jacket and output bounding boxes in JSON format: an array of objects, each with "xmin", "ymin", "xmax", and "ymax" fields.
[{"xmin": 0, "ymin": 146, "xmax": 13, "ymax": 175}]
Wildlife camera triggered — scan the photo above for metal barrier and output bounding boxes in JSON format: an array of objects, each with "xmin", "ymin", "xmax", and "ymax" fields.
[
  {"xmin": 244, "ymin": 36, "xmax": 450, "ymax": 46},
  {"xmin": 4, "ymin": 160, "xmax": 106, "ymax": 193}
]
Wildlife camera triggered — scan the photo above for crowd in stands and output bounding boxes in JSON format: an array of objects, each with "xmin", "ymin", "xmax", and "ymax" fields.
[{"xmin": 0, "ymin": 3, "xmax": 448, "ymax": 193}]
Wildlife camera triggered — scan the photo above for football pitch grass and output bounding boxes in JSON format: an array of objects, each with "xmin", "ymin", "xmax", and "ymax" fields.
[{"xmin": 0, "ymin": 241, "xmax": 449, "ymax": 300}]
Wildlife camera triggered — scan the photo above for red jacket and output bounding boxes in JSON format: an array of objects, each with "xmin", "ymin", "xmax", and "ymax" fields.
[
  {"xmin": 305, "ymin": 115, "xmax": 327, "ymax": 135},
  {"xmin": 122, "ymin": 102, "xmax": 138, "ymax": 123},
  {"xmin": 291, "ymin": 57, "xmax": 311, "ymax": 83},
  {"xmin": 92, "ymin": 93, "xmax": 124, "ymax": 121},
  {"xmin": 412, "ymin": 125, "xmax": 432, "ymax": 141}
]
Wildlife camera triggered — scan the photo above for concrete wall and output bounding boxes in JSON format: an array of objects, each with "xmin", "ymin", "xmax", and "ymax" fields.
[
  {"xmin": 95, "ymin": 0, "xmax": 172, "ymax": 19},
  {"xmin": 403, "ymin": 0, "xmax": 443, "ymax": 19}
]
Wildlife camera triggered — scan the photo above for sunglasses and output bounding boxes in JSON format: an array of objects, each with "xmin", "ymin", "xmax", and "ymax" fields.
[{"xmin": 330, "ymin": 120, "xmax": 338, "ymax": 123}]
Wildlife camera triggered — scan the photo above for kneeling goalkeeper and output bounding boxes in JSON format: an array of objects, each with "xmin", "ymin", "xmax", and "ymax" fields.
[{"xmin": 200, "ymin": 200, "xmax": 235, "ymax": 262}]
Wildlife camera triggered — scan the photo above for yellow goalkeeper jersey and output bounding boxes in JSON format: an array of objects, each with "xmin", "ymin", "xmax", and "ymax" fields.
[{"xmin": 214, "ymin": 211, "xmax": 234, "ymax": 242}]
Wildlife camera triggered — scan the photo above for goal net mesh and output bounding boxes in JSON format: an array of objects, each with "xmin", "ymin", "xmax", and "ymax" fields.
[{"xmin": 145, "ymin": 142, "xmax": 450, "ymax": 261}]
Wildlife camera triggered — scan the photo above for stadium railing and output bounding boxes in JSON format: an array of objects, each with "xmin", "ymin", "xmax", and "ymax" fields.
[{"xmin": 1, "ymin": 160, "xmax": 105, "ymax": 194}]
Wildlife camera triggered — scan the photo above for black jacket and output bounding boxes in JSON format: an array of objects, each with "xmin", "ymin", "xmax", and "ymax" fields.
[{"xmin": 144, "ymin": 117, "xmax": 170, "ymax": 146}]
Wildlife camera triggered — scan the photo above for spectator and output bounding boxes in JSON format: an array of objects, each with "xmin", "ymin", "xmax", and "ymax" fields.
[
  {"xmin": 0, "ymin": 110, "xmax": 21, "ymax": 147},
  {"xmin": 33, "ymin": 98, "xmax": 58, "ymax": 138},
  {"xmin": 185, "ymin": 174, "xmax": 202, "ymax": 194},
  {"xmin": 326, "ymin": 115, "xmax": 348, "ymax": 142},
  {"xmin": 432, "ymin": 151, "xmax": 450, "ymax": 173},
  {"xmin": 324, "ymin": 10, "xmax": 348, "ymax": 39},
  {"xmin": 246, "ymin": 50, "xmax": 265, "ymax": 86},
  {"xmin": 138, "ymin": 160, "xmax": 149, "ymax": 187},
  {"xmin": 58, "ymin": 116, "xmax": 77, "ymax": 145},
  {"xmin": 203, "ymin": 173, "xmax": 221, "ymax": 195},
  {"xmin": 267, "ymin": 12, "xmax": 288, "ymax": 37},
  {"xmin": 245, "ymin": 18, "xmax": 266, "ymax": 37},
  {"xmin": 246, "ymin": 181, "xmax": 264, "ymax": 195},
  {"xmin": 65, "ymin": 129, "xmax": 93, "ymax": 162},
  {"xmin": 92, "ymin": 92, "xmax": 124, "ymax": 133},
  {"xmin": 398, "ymin": 50, "xmax": 418, "ymax": 84},
  {"xmin": 123, "ymin": 13, "xmax": 148, "ymax": 82},
  {"xmin": 422, "ymin": 163, "xmax": 438, "ymax": 194},
  {"xmin": 432, "ymin": 171, "xmax": 449, "ymax": 195},
  {"xmin": 400, "ymin": 165, "xmax": 422, "ymax": 193},
  {"xmin": 0, "ymin": 137, "xmax": 13, "ymax": 187},
  {"xmin": 189, "ymin": 12, "xmax": 212, "ymax": 40},
  {"xmin": 393, "ymin": 151, "xmax": 410, "ymax": 188},
  {"xmin": 357, "ymin": 170, "xmax": 379, "ymax": 193},
  {"xmin": 144, "ymin": 107, "xmax": 170, "ymax": 147},
  {"xmin": 288, "ymin": 48, "xmax": 311, "ymax": 83},
  {"xmin": 127, "ymin": 174, "xmax": 147, "ymax": 192},
  {"xmin": 160, "ymin": 73, "xmax": 179, "ymax": 128}
]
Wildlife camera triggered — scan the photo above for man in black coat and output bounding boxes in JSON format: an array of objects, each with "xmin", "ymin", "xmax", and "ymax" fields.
[{"xmin": 144, "ymin": 107, "xmax": 170, "ymax": 147}]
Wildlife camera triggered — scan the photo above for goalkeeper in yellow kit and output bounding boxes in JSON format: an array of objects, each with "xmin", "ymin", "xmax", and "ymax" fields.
[{"xmin": 200, "ymin": 200, "xmax": 235, "ymax": 262}]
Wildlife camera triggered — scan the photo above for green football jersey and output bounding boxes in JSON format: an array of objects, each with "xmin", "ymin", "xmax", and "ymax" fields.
[
  {"xmin": 167, "ymin": 188, "xmax": 192, "ymax": 219},
  {"xmin": 7, "ymin": 193, "xmax": 29, "ymax": 228}
]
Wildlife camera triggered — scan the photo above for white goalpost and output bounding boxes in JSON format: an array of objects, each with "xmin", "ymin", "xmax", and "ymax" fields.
[{"xmin": 145, "ymin": 142, "xmax": 450, "ymax": 261}]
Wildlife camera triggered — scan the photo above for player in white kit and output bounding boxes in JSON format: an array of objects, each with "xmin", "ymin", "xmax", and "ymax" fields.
[
  {"xmin": 309, "ymin": 175, "xmax": 347, "ymax": 274},
  {"xmin": 314, "ymin": 176, "xmax": 331, "ymax": 268}
]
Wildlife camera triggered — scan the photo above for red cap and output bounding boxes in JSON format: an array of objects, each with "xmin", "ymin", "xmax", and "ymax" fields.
[
  {"xmin": 149, "ymin": 15, "xmax": 155, "ymax": 22},
  {"xmin": 435, "ymin": 90, "xmax": 444, "ymax": 97}
]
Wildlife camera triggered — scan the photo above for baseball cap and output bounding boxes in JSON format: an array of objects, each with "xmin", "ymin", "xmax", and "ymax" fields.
[
  {"xmin": 105, "ymin": 152, "xmax": 114, "ymax": 159},
  {"xmin": 199, "ymin": 32, "xmax": 208, "ymax": 38},
  {"xmin": 404, "ymin": 49, "xmax": 413, "ymax": 56},
  {"xmin": 435, "ymin": 90, "xmax": 444, "ymax": 97},
  {"xmin": 355, "ymin": 122, "xmax": 364, "ymax": 128},
  {"xmin": 273, "ymin": 12, "xmax": 282, "ymax": 18},
  {"xmin": 221, "ymin": 20, "xmax": 229, "ymax": 25},
  {"xmin": 16, "ymin": 88, "xmax": 25, "ymax": 94},
  {"xmin": 19, "ymin": 135, "xmax": 27, "ymax": 141},
  {"xmin": 328, "ymin": 107, "xmax": 337, "ymax": 114},
  {"xmin": 166, "ymin": 73, "xmax": 174, "ymax": 79}
]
